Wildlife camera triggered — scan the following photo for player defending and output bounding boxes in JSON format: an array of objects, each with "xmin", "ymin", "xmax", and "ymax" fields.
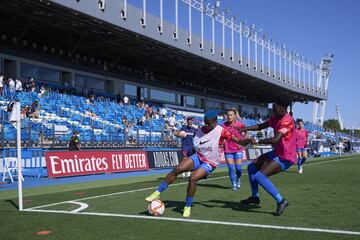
[
  {"xmin": 174, "ymin": 117, "xmax": 197, "ymax": 178},
  {"xmin": 296, "ymin": 119, "xmax": 309, "ymax": 174},
  {"xmin": 222, "ymin": 109, "xmax": 247, "ymax": 191},
  {"xmin": 238, "ymin": 99, "xmax": 296, "ymax": 216},
  {"xmin": 145, "ymin": 110, "xmax": 251, "ymax": 217}
]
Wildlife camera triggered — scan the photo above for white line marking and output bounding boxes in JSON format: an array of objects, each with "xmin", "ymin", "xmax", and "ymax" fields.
[
  {"xmin": 26, "ymin": 156, "xmax": 357, "ymax": 211},
  {"xmin": 26, "ymin": 175, "xmax": 229, "ymax": 210},
  {"xmin": 66, "ymin": 201, "xmax": 89, "ymax": 213},
  {"xmin": 23, "ymin": 209, "xmax": 360, "ymax": 236}
]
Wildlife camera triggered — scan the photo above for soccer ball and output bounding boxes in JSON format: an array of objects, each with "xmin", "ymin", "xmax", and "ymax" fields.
[{"xmin": 147, "ymin": 199, "xmax": 165, "ymax": 216}]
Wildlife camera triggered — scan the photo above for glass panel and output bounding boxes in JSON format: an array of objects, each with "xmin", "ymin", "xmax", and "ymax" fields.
[
  {"xmin": 150, "ymin": 89, "xmax": 175, "ymax": 103},
  {"xmin": 124, "ymin": 84, "xmax": 137, "ymax": 96}
]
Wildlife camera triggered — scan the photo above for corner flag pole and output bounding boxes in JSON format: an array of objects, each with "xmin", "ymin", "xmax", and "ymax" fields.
[{"xmin": 10, "ymin": 100, "xmax": 23, "ymax": 211}]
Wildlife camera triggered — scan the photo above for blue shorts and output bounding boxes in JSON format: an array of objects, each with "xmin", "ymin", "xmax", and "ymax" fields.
[
  {"xmin": 296, "ymin": 148, "xmax": 307, "ymax": 153},
  {"xmin": 190, "ymin": 154, "xmax": 216, "ymax": 175},
  {"xmin": 265, "ymin": 151, "xmax": 293, "ymax": 171},
  {"xmin": 225, "ymin": 152, "xmax": 244, "ymax": 161}
]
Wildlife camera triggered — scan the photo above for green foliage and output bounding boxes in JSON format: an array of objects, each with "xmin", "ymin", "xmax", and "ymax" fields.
[{"xmin": 323, "ymin": 119, "xmax": 341, "ymax": 131}]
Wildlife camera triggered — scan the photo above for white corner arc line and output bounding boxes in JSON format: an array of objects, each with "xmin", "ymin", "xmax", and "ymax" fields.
[
  {"xmin": 23, "ymin": 209, "xmax": 360, "ymax": 236},
  {"xmin": 66, "ymin": 201, "xmax": 89, "ymax": 213}
]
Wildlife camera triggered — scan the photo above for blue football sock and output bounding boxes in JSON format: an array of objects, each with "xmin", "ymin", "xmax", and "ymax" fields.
[
  {"xmin": 301, "ymin": 157, "xmax": 307, "ymax": 165},
  {"xmin": 247, "ymin": 163, "xmax": 259, "ymax": 198},
  {"xmin": 235, "ymin": 163, "xmax": 242, "ymax": 180},
  {"xmin": 185, "ymin": 196, "xmax": 193, "ymax": 207},
  {"xmin": 227, "ymin": 163, "xmax": 236, "ymax": 186},
  {"xmin": 297, "ymin": 157, "xmax": 302, "ymax": 170},
  {"xmin": 157, "ymin": 181, "xmax": 168, "ymax": 193},
  {"xmin": 255, "ymin": 171, "xmax": 283, "ymax": 203}
]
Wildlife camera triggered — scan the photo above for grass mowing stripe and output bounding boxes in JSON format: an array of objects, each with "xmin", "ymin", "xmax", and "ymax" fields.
[
  {"xmin": 23, "ymin": 209, "xmax": 360, "ymax": 236},
  {"xmin": 26, "ymin": 155, "xmax": 357, "ymax": 211}
]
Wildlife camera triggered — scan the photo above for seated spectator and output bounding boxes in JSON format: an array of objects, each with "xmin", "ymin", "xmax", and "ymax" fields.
[
  {"xmin": 28, "ymin": 100, "xmax": 39, "ymax": 118},
  {"xmin": 90, "ymin": 95, "xmax": 95, "ymax": 104},
  {"xmin": 8, "ymin": 78, "xmax": 15, "ymax": 94},
  {"xmin": 15, "ymin": 79, "xmax": 22, "ymax": 93},
  {"xmin": 168, "ymin": 112, "xmax": 176, "ymax": 129},
  {"xmin": 38, "ymin": 85, "xmax": 47, "ymax": 98},
  {"xmin": 0, "ymin": 73, "xmax": 3, "ymax": 95},
  {"xmin": 123, "ymin": 96, "xmax": 130, "ymax": 105},
  {"xmin": 122, "ymin": 115, "xmax": 129, "ymax": 126},
  {"xmin": 137, "ymin": 117, "xmax": 144, "ymax": 126},
  {"xmin": 28, "ymin": 78, "xmax": 36, "ymax": 92},
  {"xmin": 116, "ymin": 91, "xmax": 122, "ymax": 103}
]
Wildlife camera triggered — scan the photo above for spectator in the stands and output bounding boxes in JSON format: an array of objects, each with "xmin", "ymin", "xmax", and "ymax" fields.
[
  {"xmin": 116, "ymin": 91, "xmax": 122, "ymax": 104},
  {"xmin": 168, "ymin": 112, "xmax": 176, "ymax": 130},
  {"xmin": 137, "ymin": 117, "xmax": 144, "ymax": 126},
  {"xmin": 123, "ymin": 95, "xmax": 130, "ymax": 105},
  {"xmin": 0, "ymin": 73, "xmax": 3, "ymax": 95},
  {"xmin": 154, "ymin": 109, "xmax": 160, "ymax": 120},
  {"xmin": 160, "ymin": 107, "xmax": 167, "ymax": 118},
  {"xmin": 28, "ymin": 78, "xmax": 36, "ymax": 92},
  {"xmin": 15, "ymin": 79, "xmax": 22, "ymax": 93},
  {"xmin": 38, "ymin": 85, "xmax": 47, "ymax": 98},
  {"xmin": 122, "ymin": 115, "xmax": 129, "ymax": 126},
  {"xmin": 69, "ymin": 130, "xmax": 81, "ymax": 151},
  {"xmin": 89, "ymin": 95, "xmax": 95, "ymax": 104},
  {"xmin": 28, "ymin": 100, "xmax": 39, "ymax": 118},
  {"xmin": 8, "ymin": 78, "xmax": 15, "ymax": 95}
]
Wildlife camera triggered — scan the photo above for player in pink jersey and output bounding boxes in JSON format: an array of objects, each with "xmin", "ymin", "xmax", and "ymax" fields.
[
  {"xmin": 145, "ymin": 110, "xmax": 251, "ymax": 217},
  {"xmin": 237, "ymin": 99, "xmax": 296, "ymax": 216},
  {"xmin": 222, "ymin": 109, "xmax": 248, "ymax": 191},
  {"xmin": 296, "ymin": 119, "xmax": 309, "ymax": 174}
]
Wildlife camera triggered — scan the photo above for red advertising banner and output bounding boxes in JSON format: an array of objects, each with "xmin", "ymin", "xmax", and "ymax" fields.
[{"xmin": 46, "ymin": 151, "xmax": 149, "ymax": 178}]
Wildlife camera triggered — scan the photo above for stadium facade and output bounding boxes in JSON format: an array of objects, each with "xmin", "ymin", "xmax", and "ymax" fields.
[{"xmin": 0, "ymin": 0, "xmax": 330, "ymax": 117}]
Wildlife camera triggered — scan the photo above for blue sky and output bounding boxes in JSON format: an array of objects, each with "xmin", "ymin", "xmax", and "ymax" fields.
[{"xmin": 128, "ymin": 0, "xmax": 360, "ymax": 129}]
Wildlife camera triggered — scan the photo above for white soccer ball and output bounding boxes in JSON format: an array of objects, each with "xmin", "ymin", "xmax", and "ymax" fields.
[
  {"xmin": 147, "ymin": 199, "xmax": 165, "ymax": 216},
  {"xmin": 178, "ymin": 131, "xmax": 187, "ymax": 138}
]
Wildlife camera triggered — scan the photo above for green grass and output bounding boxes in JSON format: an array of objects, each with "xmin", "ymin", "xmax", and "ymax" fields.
[{"xmin": 1, "ymin": 155, "xmax": 360, "ymax": 240}]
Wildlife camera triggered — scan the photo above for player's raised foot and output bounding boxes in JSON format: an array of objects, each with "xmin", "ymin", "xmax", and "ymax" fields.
[
  {"xmin": 145, "ymin": 191, "xmax": 160, "ymax": 202},
  {"xmin": 183, "ymin": 206, "xmax": 191, "ymax": 218},
  {"xmin": 240, "ymin": 196, "xmax": 260, "ymax": 205},
  {"xmin": 274, "ymin": 199, "xmax": 289, "ymax": 216}
]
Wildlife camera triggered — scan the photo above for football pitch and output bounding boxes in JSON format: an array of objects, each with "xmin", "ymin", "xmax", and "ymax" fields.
[{"xmin": 1, "ymin": 155, "xmax": 360, "ymax": 240}]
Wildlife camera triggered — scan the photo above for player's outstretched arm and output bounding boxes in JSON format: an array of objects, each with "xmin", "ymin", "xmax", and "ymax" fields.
[
  {"xmin": 235, "ymin": 121, "xmax": 269, "ymax": 133},
  {"xmin": 257, "ymin": 132, "xmax": 284, "ymax": 145},
  {"xmin": 231, "ymin": 136, "xmax": 251, "ymax": 146}
]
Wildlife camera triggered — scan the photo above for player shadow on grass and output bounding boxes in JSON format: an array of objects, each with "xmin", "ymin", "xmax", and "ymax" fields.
[{"xmin": 197, "ymin": 200, "xmax": 274, "ymax": 215}]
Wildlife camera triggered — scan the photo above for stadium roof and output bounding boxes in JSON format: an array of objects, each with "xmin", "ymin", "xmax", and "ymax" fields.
[{"xmin": 0, "ymin": 0, "xmax": 327, "ymax": 104}]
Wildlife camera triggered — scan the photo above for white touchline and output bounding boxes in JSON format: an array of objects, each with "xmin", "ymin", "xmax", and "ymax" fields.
[
  {"xmin": 23, "ymin": 208, "xmax": 360, "ymax": 236},
  {"xmin": 26, "ymin": 156, "xmax": 357, "ymax": 211}
]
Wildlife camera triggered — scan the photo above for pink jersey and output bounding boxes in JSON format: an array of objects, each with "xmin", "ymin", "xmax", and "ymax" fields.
[
  {"xmin": 296, "ymin": 128, "xmax": 308, "ymax": 148},
  {"xmin": 222, "ymin": 121, "xmax": 245, "ymax": 153},
  {"xmin": 267, "ymin": 113, "xmax": 296, "ymax": 163}
]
